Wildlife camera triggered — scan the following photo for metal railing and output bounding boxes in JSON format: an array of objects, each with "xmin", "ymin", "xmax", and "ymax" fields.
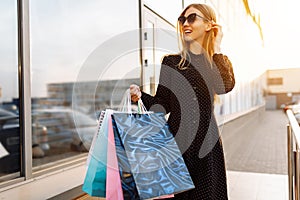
[{"xmin": 287, "ymin": 109, "xmax": 300, "ymax": 200}]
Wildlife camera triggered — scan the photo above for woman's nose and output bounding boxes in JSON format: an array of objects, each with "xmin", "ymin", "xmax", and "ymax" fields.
[{"xmin": 183, "ymin": 19, "xmax": 189, "ymax": 26}]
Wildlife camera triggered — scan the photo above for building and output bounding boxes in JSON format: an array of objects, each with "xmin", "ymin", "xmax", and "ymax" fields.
[
  {"xmin": 45, "ymin": 78, "xmax": 140, "ymax": 109},
  {"xmin": 263, "ymin": 68, "xmax": 300, "ymax": 109},
  {"xmin": 0, "ymin": 0, "xmax": 265, "ymax": 199}
]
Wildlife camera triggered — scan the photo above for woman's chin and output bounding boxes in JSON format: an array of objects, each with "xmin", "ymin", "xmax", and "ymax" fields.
[{"xmin": 183, "ymin": 35, "xmax": 194, "ymax": 42}]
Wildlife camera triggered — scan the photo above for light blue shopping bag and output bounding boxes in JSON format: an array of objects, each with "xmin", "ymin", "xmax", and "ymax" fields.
[{"xmin": 82, "ymin": 109, "xmax": 113, "ymax": 197}]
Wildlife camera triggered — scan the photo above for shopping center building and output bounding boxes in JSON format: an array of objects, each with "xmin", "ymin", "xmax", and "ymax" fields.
[{"xmin": 0, "ymin": 0, "xmax": 267, "ymax": 199}]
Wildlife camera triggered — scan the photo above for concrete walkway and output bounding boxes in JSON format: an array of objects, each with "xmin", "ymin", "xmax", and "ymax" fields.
[
  {"xmin": 77, "ymin": 109, "xmax": 290, "ymax": 200},
  {"xmin": 222, "ymin": 110, "xmax": 289, "ymax": 200}
]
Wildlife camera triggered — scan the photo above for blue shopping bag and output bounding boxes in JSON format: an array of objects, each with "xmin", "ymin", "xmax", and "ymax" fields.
[
  {"xmin": 112, "ymin": 112, "xmax": 195, "ymax": 200},
  {"xmin": 82, "ymin": 109, "xmax": 113, "ymax": 197},
  {"xmin": 112, "ymin": 115, "xmax": 140, "ymax": 200}
]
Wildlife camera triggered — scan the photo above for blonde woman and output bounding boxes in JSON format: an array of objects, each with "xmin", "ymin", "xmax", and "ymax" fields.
[{"xmin": 130, "ymin": 4, "xmax": 235, "ymax": 199}]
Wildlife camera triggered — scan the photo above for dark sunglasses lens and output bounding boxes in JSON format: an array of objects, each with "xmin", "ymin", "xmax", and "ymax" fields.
[
  {"xmin": 178, "ymin": 13, "xmax": 197, "ymax": 25},
  {"xmin": 187, "ymin": 13, "xmax": 196, "ymax": 24},
  {"xmin": 178, "ymin": 16, "xmax": 186, "ymax": 25}
]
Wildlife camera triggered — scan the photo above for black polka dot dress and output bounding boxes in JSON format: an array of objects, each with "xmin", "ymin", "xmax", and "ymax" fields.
[{"xmin": 141, "ymin": 52, "xmax": 235, "ymax": 200}]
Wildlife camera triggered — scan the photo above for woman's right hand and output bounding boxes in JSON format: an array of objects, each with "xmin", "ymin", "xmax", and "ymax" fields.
[
  {"xmin": 212, "ymin": 22, "xmax": 223, "ymax": 53},
  {"xmin": 130, "ymin": 84, "xmax": 141, "ymax": 102}
]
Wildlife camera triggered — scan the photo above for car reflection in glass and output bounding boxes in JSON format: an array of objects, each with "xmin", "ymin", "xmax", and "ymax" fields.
[
  {"xmin": 0, "ymin": 108, "xmax": 48, "ymax": 158},
  {"xmin": 32, "ymin": 108, "xmax": 97, "ymax": 153}
]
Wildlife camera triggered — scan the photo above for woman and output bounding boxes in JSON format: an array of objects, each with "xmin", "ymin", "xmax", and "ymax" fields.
[{"xmin": 130, "ymin": 3, "xmax": 235, "ymax": 199}]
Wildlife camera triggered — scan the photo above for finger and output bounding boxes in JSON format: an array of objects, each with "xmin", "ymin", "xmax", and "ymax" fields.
[
  {"xmin": 130, "ymin": 86, "xmax": 138, "ymax": 92},
  {"xmin": 130, "ymin": 84, "xmax": 138, "ymax": 87},
  {"xmin": 131, "ymin": 94, "xmax": 137, "ymax": 100},
  {"xmin": 135, "ymin": 88, "xmax": 141, "ymax": 94},
  {"xmin": 212, "ymin": 25, "xmax": 222, "ymax": 32},
  {"xmin": 130, "ymin": 85, "xmax": 136, "ymax": 90},
  {"xmin": 130, "ymin": 88, "xmax": 135, "ymax": 95},
  {"xmin": 131, "ymin": 97, "xmax": 137, "ymax": 103},
  {"xmin": 132, "ymin": 96, "xmax": 139, "ymax": 102},
  {"xmin": 131, "ymin": 85, "xmax": 140, "ymax": 92},
  {"xmin": 212, "ymin": 26, "xmax": 221, "ymax": 32},
  {"xmin": 132, "ymin": 94, "xmax": 140, "ymax": 99},
  {"xmin": 212, "ymin": 23, "xmax": 221, "ymax": 27}
]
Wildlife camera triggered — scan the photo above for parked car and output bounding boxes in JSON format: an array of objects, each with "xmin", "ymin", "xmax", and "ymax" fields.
[
  {"xmin": 32, "ymin": 108, "xmax": 97, "ymax": 152},
  {"xmin": 0, "ymin": 108, "xmax": 48, "ymax": 158},
  {"xmin": 0, "ymin": 108, "xmax": 48, "ymax": 173},
  {"xmin": 0, "ymin": 104, "xmax": 19, "ymax": 115},
  {"xmin": 281, "ymin": 101, "xmax": 300, "ymax": 112}
]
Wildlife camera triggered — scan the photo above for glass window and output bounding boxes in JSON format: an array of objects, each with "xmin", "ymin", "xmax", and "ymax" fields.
[
  {"xmin": 142, "ymin": 7, "xmax": 178, "ymax": 95},
  {"xmin": 0, "ymin": 0, "xmax": 20, "ymax": 181},
  {"xmin": 144, "ymin": 0, "xmax": 183, "ymax": 25},
  {"xmin": 267, "ymin": 78, "xmax": 283, "ymax": 85},
  {"xmin": 30, "ymin": 0, "xmax": 140, "ymax": 168},
  {"xmin": 184, "ymin": 0, "xmax": 206, "ymax": 8}
]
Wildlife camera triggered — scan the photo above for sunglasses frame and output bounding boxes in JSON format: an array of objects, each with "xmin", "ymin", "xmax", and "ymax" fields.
[{"xmin": 178, "ymin": 13, "xmax": 210, "ymax": 25}]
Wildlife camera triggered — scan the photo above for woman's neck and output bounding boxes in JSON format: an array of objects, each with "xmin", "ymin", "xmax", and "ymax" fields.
[{"xmin": 188, "ymin": 40, "xmax": 204, "ymax": 55}]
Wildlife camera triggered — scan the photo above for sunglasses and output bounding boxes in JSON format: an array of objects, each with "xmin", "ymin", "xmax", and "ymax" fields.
[{"xmin": 178, "ymin": 13, "xmax": 209, "ymax": 25}]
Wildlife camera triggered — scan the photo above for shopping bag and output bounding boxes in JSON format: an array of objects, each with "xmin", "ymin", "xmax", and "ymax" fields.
[
  {"xmin": 112, "ymin": 115, "xmax": 140, "ymax": 200},
  {"xmin": 86, "ymin": 110, "xmax": 105, "ymax": 167},
  {"xmin": 113, "ymin": 113, "xmax": 174, "ymax": 200},
  {"xmin": 106, "ymin": 116, "xmax": 124, "ymax": 200},
  {"xmin": 112, "ymin": 111, "xmax": 195, "ymax": 200},
  {"xmin": 82, "ymin": 109, "xmax": 113, "ymax": 197}
]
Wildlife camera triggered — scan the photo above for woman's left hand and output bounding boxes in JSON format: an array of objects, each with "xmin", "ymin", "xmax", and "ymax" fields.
[
  {"xmin": 130, "ymin": 84, "xmax": 141, "ymax": 102},
  {"xmin": 212, "ymin": 23, "xmax": 223, "ymax": 53}
]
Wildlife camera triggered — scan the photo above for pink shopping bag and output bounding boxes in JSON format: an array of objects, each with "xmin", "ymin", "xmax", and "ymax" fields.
[{"xmin": 106, "ymin": 116, "xmax": 124, "ymax": 200}]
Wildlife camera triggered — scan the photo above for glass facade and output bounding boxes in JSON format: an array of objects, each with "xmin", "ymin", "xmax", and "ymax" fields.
[
  {"xmin": 30, "ymin": 0, "xmax": 140, "ymax": 168},
  {"xmin": 0, "ymin": 0, "xmax": 20, "ymax": 181},
  {"xmin": 143, "ymin": 0, "xmax": 183, "ymax": 25},
  {"xmin": 1, "ymin": 0, "xmax": 140, "ymax": 183},
  {"xmin": 0, "ymin": 0, "xmax": 265, "ymax": 197}
]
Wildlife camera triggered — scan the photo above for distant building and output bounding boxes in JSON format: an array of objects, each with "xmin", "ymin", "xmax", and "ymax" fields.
[
  {"xmin": 263, "ymin": 68, "xmax": 300, "ymax": 109},
  {"xmin": 33, "ymin": 78, "xmax": 140, "ymax": 114}
]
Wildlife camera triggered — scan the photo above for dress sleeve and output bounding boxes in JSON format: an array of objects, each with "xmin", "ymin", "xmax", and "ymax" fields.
[
  {"xmin": 211, "ymin": 53, "xmax": 235, "ymax": 94},
  {"xmin": 141, "ymin": 56, "xmax": 171, "ymax": 114}
]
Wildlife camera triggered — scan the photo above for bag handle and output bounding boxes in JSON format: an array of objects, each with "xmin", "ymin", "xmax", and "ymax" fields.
[
  {"xmin": 118, "ymin": 89, "xmax": 148, "ymax": 114},
  {"xmin": 137, "ymin": 99, "xmax": 147, "ymax": 114},
  {"xmin": 119, "ymin": 89, "xmax": 131, "ymax": 113}
]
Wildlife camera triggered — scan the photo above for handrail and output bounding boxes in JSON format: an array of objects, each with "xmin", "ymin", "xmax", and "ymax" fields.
[
  {"xmin": 286, "ymin": 109, "xmax": 300, "ymax": 200},
  {"xmin": 287, "ymin": 110, "xmax": 300, "ymax": 144}
]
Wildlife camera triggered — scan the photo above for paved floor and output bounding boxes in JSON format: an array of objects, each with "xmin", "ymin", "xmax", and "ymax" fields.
[
  {"xmin": 78, "ymin": 109, "xmax": 290, "ymax": 200},
  {"xmin": 222, "ymin": 109, "xmax": 288, "ymax": 174},
  {"xmin": 227, "ymin": 171, "xmax": 288, "ymax": 200},
  {"xmin": 222, "ymin": 109, "xmax": 289, "ymax": 200}
]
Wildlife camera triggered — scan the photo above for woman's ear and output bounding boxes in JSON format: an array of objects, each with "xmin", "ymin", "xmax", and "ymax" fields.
[{"xmin": 205, "ymin": 23, "xmax": 212, "ymax": 32}]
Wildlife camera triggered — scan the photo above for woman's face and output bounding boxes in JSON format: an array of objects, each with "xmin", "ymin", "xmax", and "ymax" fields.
[{"xmin": 180, "ymin": 7, "xmax": 210, "ymax": 44}]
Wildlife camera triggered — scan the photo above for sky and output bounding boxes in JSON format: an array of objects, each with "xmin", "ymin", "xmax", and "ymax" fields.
[
  {"xmin": 0, "ymin": 0, "xmax": 299, "ymax": 100},
  {"xmin": 258, "ymin": 0, "xmax": 300, "ymax": 69}
]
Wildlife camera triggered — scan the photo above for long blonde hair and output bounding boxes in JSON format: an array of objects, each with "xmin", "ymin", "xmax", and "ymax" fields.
[{"xmin": 177, "ymin": 4, "xmax": 217, "ymax": 69}]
